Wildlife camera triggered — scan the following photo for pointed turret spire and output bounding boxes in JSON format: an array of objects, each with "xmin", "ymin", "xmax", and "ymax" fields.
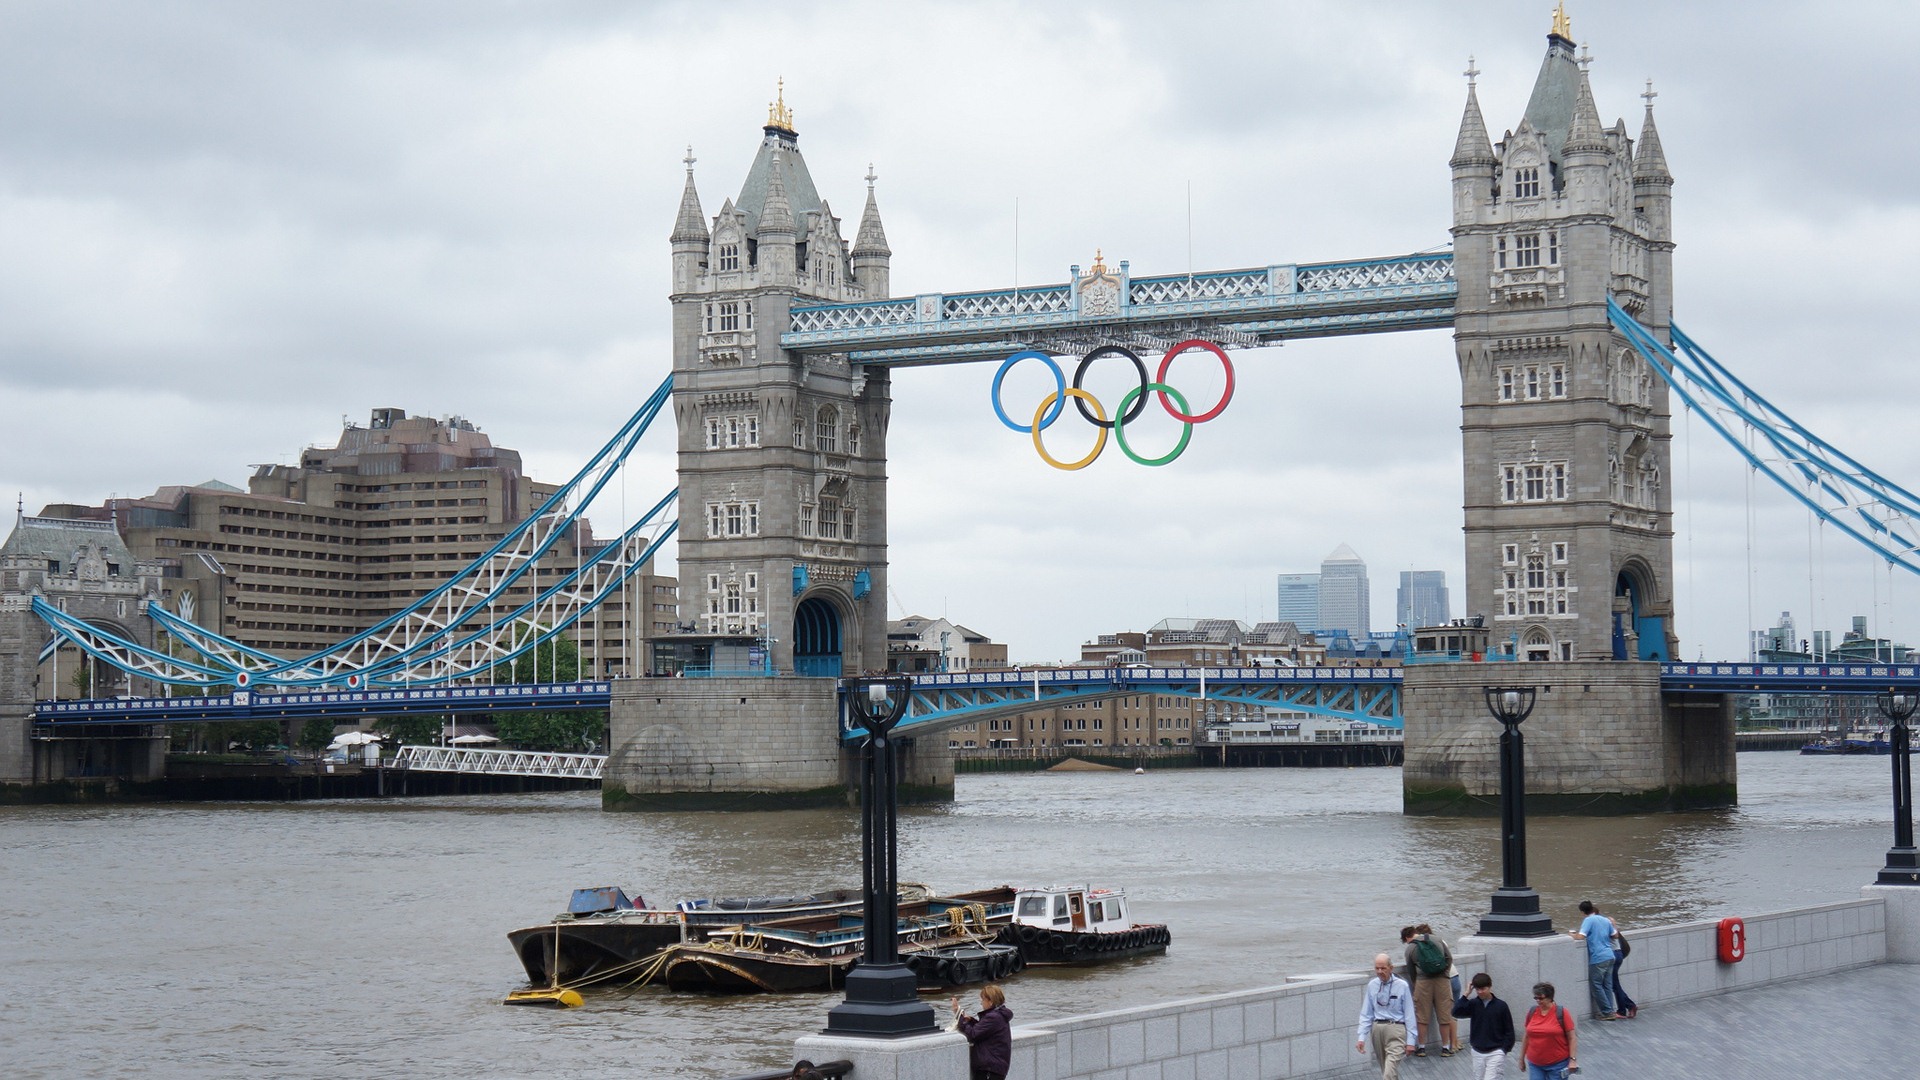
[
  {"xmin": 853, "ymin": 166, "xmax": 891, "ymax": 257},
  {"xmin": 1564, "ymin": 61, "xmax": 1607, "ymax": 154},
  {"xmin": 758, "ymin": 149, "xmax": 795, "ymax": 237},
  {"xmin": 1634, "ymin": 80, "xmax": 1671, "ymax": 181},
  {"xmin": 1451, "ymin": 58, "xmax": 1496, "ymax": 168},
  {"xmin": 671, "ymin": 145, "xmax": 709, "ymax": 244}
]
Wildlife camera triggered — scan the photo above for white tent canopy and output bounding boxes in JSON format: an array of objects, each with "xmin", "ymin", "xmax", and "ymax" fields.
[{"xmin": 327, "ymin": 731, "xmax": 384, "ymax": 748}]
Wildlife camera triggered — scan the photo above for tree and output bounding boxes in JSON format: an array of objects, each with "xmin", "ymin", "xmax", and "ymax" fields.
[
  {"xmin": 297, "ymin": 718, "xmax": 336, "ymax": 752},
  {"xmin": 375, "ymin": 714, "xmax": 443, "ymax": 747},
  {"xmin": 493, "ymin": 628, "xmax": 606, "ymax": 751}
]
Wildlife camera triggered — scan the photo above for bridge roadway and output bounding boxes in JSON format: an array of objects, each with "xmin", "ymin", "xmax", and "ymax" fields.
[{"xmin": 28, "ymin": 662, "xmax": 1920, "ymax": 733}]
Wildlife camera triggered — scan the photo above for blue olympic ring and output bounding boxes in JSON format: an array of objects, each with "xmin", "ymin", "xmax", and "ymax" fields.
[{"xmin": 990, "ymin": 350, "xmax": 1066, "ymax": 433}]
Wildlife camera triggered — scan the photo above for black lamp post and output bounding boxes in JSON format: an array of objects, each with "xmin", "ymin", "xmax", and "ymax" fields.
[
  {"xmin": 824, "ymin": 675, "xmax": 938, "ymax": 1037},
  {"xmin": 1478, "ymin": 686, "xmax": 1555, "ymax": 936},
  {"xmin": 1876, "ymin": 689, "xmax": 1919, "ymax": 885}
]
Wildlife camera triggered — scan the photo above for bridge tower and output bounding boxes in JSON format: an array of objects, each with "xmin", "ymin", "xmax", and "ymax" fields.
[
  {"xmin": 605, "ymin": 91, "xmax": 949, "ymax": 809},
  {"xmin": 665, "ymin": 88, "xmax": 892, "ymax": 679},
  {"xmin": 1404, "ymin": 15, "xmax": 1733, "ymax": 813},
  {"xmin": 0, "ymin": 513, "xmax": 168, "ymax": 791}
]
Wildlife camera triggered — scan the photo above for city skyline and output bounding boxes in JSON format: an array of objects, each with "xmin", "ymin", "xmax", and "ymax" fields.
[{"xmin": 3, "ymin": 3, "xmax": 1917, "ymax": 664}]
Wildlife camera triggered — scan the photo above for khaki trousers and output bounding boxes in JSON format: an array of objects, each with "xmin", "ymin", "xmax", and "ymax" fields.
[
  {"xmin": 1412, "ymin": 975, "xmax": 1454, "ymax": 1048},
  {"xmin": 1368, "ymin": 1021, "xmax": 1407, "ymax": 1080}
]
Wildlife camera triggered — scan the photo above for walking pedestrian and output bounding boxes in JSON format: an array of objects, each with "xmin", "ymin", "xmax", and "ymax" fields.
[
  {"xmin": 1401, "ymin": 923, "xmax": 1459, "ymax": 1055},
  {"xmin": 1355, "ymin": 952, "xmax": 1420, "ymax": 1080},
  {"xmin": 1451, "ymin": 972, "xmax": 1515, "ymax": 1080},
  {"xmin": 1512, "ymin": 982, "xmax": 1578, "ymax": 1079},
  {"xmin": 1567, "ymin": 900, "xmax": 1619, "ymax": 1019},
  {"xmin": 953, "ymin": 983, "xmax": 1012, "ymax": 1080}
]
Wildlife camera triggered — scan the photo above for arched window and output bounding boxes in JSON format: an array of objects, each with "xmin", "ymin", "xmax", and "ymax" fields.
[{"xmin": 815, "ymin": 405, "xmax": 838, "ymax": 453}]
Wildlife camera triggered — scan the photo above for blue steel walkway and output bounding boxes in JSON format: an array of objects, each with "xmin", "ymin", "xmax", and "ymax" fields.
[{"xmin": 1333, "ymin": 962, "xmax": 1913, "ymax": 1078}]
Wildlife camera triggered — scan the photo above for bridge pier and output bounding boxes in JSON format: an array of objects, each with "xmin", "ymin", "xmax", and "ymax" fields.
[
  {"xmin": 603, "ymin": 678, "xmax": 953, "ymax": 811},
  {"xmin": 1402, "ymin": 661, "xmax": 1735, "ymax": 814}
]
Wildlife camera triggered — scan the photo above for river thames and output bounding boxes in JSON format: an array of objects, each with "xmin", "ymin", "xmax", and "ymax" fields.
[{"xmin": 0, "ymin": 753, "xmax": 1896, "ymax": 1078}]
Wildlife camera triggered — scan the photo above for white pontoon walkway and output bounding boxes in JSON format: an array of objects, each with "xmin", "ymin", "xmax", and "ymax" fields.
[{"xmin": 391, "ymin": 744, "xmax": 606, "ymax": 779}]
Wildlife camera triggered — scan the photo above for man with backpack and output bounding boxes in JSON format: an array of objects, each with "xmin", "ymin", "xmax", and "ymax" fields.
[{"xmin": 1400, "ymin": 923, "xmax": 1459, "ymax": 1057}]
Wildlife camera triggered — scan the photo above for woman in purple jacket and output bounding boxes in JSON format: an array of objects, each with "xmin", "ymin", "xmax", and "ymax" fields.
[{"xmin": 952, "ymin": 983, "xmax": 1013, "ymax": 1080}]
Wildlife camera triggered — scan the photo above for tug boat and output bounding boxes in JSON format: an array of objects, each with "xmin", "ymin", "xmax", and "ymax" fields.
[
  {"xmin": 995, "ymin": 884, "xmax": 1170, "ymax": 966},
  {"xmin": 657, "ymin": 886, "xmax": 1020, "ymax": 994},
  {"xmin": 506, "ymin": 883, "xmax": 931, "ymax": 987}
]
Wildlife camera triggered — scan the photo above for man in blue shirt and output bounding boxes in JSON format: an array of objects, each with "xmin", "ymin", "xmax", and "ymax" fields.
[
  {"xmin": 1569, "ymin": 899, "xmax": 1620, "ymax": 1019},
  {"xmin": 1355, "ymin": 952, "xmax": 1420, "ymax": 1079}
]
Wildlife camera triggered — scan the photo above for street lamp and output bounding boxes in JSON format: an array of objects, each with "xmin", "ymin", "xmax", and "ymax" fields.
[
  {"xmin": 824, "ymin": 675, "xmax": 938, "ymax": 1037},
  {"xmin": 1479, "ymin": 686, "xmax": 1555, "ymax": 936},
  {"xmin": 1875, "ymin": 689, "xmax": 1919, "ymax": 885}
]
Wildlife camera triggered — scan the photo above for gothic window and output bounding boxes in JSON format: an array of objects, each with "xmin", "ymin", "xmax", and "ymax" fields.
[
  {"xmin": 1550, "ymin": 364, "xmax": 1565, "ymax": 397},
  {"xmin": 799, "ymin": 503, "xmax": 815, "ymax": 535},
  {"xmin": 1551, "ymin": 463, "xmax": 1567, "ymax": 500},
  {"xmin": 844, "ymin": 422, "xmax": 860, "ymax": 456},
  {"xmin": 815, "ymin": 405, "xmax": 839, "ymax": 453},
  {"xmin": 1552, "ymin": 542, "xmax": 1568, "ymax": 563},
  {"xmin": 1515, "ymin": 167, "xmax": 1541, "ymax": 199},
  {"xmin": 1496, "ymin": 235, "xmax": 1508, "ymax": 270},
  {"xmin": 1524, "ymin": 464, "xmax": 1546, "ymax": 501},
  {"xmin": 706, "ymin": 418, "xmax": 723, "ymax": 449},
  {"xmin": 793, "ymin": 415, "xmax": 806, "ymax": 448},
  {"xmin": 743, "ymin": 300, "xmax": 754, "ymax": 330},
  {"xmin": 842, "ymin": 506, "xmax": 857, "ymax": 542},
  {"xmin": 718, "ymin": 302, "xmax": 740, "ymax": 332},
  {"xmin": 725, "ymin": 416, "xmax": 741, "ymax": 447},
  {"xmin": 1502, "ymin": 466, "xmax": 1519, "ymax": 502},
  {"xmin": 718, "ymin": 243, "xmax": 740, "ymax": 272},
  {"xmin": 1525, "ymin": 555, "xmax": 1546, "ymax": 591},
  {"xmin": 1547, "ymin": 230, "xmax": 1560, "ymax": 265},
  {"xmin": 704, "ymin": 498, "xmax": 761, "ymax": 538},
  {"xmin": 1500, "ymin": 369, "xmax": 1515, "ymax": 401},
  {"xmin": 1515, "ymin": 234, "xmax": 1542, "ymax": 268},
  {"xmin": 702, "ymin": 304, "xmax": 712, "ymax": 333},
  {"xmin": 818, "ymin": 497, "xmax": 841, "ymax": 539},
  {"xmin": 744, "ymin": 415, "xmax": 760, "ymax": 446},
  {"xmin": 1525, "ymin": 367, "xmax": 1539, "ymax": 398},
  {"xmin": 1503, "ymin": 544, "xmax": 1519, "ymax": 565}
]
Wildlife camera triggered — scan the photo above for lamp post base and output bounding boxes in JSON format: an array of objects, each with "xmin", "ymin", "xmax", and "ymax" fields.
[
  {"xmin": 823, "ymin": 964, "xmax": 939, "ymax": 1038},
  {"xmin": 1878, "ymin": 847, "xmax": 1920, "ymax": 886},
  {"xmin": 1478, "ymin": 887, "xmax": 1556, "ymax": 937}
]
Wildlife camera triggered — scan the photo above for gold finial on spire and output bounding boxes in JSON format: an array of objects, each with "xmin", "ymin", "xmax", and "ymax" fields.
[
  {"xmin": 1089, "ymin": 249, "xmax": 1108, "ymax": 276},
  {"xmin": 1551, "ymin": 2, "xmax": 1572, "ymax": 42},
  {"xmin": 767, "ymin": 77, "xmax": 795, "ymax": 133}
]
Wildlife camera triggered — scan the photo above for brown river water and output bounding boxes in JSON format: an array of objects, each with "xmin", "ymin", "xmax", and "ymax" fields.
[{"xmin": 0, "ymin": 753, "xmax": 1896, "ymax": 1078}]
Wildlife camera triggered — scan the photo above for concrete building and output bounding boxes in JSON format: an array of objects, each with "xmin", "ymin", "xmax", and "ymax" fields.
[
  {"xmin": 1316, "ymin": 544, "xmax": 1370, "ymax": 640},
  {"xmin": 41, "ymin": 408, "xmax": 677, "ymax": 678},
  {"xmin": 1080, "ymin": 618, "xmax": 1323, "ymax": 668},
  {"xmin": 886, "ymin": 615, "xmax": 1008, "ymax": 673},
  {"xmin": 1396, "ymin": 570, "xmax": 1450, "ymax": 630},
  {"xmin": 1275, "ymin": 573, "xmax": 1318, "ymax": 629}
]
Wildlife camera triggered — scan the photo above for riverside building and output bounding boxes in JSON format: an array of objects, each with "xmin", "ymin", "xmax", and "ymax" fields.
[{"xmin": 42, "ymin": 408, "xmax": 677, "ymax": 677}]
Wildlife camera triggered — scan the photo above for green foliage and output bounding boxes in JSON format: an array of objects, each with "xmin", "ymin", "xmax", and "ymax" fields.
[
  {"xmin": 297, "ymin": 718, "xmax": 337, "ymax": 752},
  {"xmin": 375, "ymin": 714, "xmax": 443, "ymax": 747},
  {"xmin": 494, "ymin": 709, "xmax": 608, "ymax": 753},
  {"xmin": 203, "ymin": 720, "xmax": 283, "ymax": 751},
  {"xmin": 504, "ymin": 630, "xmax": 582, "ymax": 684},
  {"xmin": 70, "ymin": 663, "xmax": 92, "ymax": 698}
]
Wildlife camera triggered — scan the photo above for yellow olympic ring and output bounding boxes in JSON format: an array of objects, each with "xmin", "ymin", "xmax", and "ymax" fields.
[{"xmin": 1031, "ymin": 389, "xmax": 1108, "ymax": 470}]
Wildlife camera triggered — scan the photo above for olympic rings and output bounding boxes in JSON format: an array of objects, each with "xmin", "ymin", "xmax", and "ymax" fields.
[
  {"xmin": 991, "ymin": 339, "xmax": 1236, "ymax": 470},
  {"xmin": 1031, "ymin": 389, "xmax": 1108, "ymax": 471}
]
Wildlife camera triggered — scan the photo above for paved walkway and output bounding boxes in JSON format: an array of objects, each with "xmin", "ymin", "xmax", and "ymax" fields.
[{"xmin": 1348, "ymin": 963, "xmax": 1916, "ymax": 1078}]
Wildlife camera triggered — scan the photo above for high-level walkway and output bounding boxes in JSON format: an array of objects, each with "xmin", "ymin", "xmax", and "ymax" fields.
[{"xmin": 1326, "ymin": 963, "xmax": 1913, "ymax": 1078}]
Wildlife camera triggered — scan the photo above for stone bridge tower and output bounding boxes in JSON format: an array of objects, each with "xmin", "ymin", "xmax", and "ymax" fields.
[
  {"xmin": 1404, "ymin": 15, "xmax": 1734, "ymax": 814},
  {"xmin": 0, "ymin": 513, "xmax": 168, "ymax": 789},
  {"xmin": 603, "ymin": 92, "xmax": 951, "ymax": 810},
  {"xmin": 664, "ymin": 87, "xmax": 893, "ymax": 679}
]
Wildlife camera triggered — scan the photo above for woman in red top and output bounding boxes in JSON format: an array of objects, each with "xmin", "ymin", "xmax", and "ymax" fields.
[{"xmin": 1511, "ymin": 981, "xmax": 1578, "ymax": 1079}]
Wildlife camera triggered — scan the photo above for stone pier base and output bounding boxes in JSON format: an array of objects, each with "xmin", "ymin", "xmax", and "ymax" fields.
[
  {"xmin": 1402, "ymin": 661, "xmax": 1736, "ymax": 815},
  {"xmin": 602, "ymin": 677, "xmax": 954, "ymax": 811}
]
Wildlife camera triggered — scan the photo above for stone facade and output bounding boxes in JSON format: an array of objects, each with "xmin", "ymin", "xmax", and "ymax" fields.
[
  {"xmin": 603, "ymin": 677, "xmax": 952, "ymax": 810},
  {"xmin": 0, "ymin": 515, "xmax": 168, "ymax": 785},
  {"xmin": 666, "ymin": 96, "xmax": 893, "ymax": 677},
  {"xmin": 1402, "ymin": 660, "xmax": 1734, "ymax": 813},
  {"xmin": 1450, "ymin": 29, "xmax": 1678, "ymax": 663}
]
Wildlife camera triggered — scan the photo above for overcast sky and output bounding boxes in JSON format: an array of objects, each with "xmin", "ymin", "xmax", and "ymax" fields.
[{"xmin": 5, "ymin": 1, "xmax": 1919, "ymax": 663}]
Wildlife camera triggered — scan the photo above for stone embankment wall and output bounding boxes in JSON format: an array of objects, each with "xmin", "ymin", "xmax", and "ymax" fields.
[{"xmin": 800, "ymin": 890, "xmax": 1908, "ymax": 1080}]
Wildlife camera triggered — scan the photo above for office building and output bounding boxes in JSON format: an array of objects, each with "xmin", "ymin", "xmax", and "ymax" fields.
[
  {"xmin": 1397, "ymin": 570, "xmax": 1450, "ymax": 630},
  {"xmin": 1317, "ymin": 543, "xmax": 1370, "ymax": 639},
  {"xmin": 1276, "ymin": 573, "xmax": 1319, "ymax": 629}
]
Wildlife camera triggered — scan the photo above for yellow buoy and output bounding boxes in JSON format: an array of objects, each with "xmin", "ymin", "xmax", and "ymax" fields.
[{"xmin": 502, "ymin": 987, "xmax": 584, "ymax": 1009}]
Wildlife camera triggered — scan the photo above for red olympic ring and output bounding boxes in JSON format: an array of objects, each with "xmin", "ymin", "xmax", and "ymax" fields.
[{"xmin": 1156, "ymin": 339, "xmax": 1235, "ymax": 422}]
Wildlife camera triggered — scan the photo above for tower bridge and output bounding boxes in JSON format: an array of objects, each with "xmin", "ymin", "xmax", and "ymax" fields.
[{"xmin": 5, "ymin": 15, "xmax": 1912, "ymax": 810}]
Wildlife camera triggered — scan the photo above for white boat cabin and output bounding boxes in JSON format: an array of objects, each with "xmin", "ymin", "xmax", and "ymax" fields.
[{"xmin": 1012, "ymin": 886, "xmax": 1132, "ymax": 934}]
